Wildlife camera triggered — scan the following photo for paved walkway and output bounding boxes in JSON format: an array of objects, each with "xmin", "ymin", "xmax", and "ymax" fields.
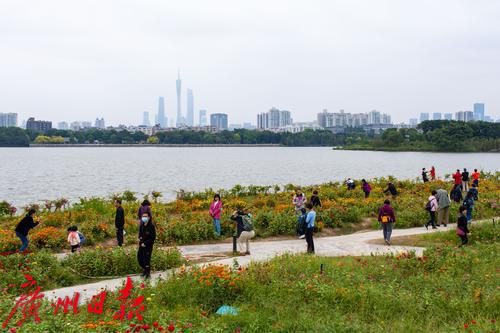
[{"xmin": 43, "ymin": 224, "xmax": 457, "ymax": 303}]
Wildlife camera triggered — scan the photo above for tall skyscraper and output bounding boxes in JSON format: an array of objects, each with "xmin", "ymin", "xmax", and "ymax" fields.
[
  {"xmin": 433, "ymin": 113, "xmax": 442, "ymax": 120},
  {"xmin": 210, "ymin": 113, "xmax": 228, "ymax": 130},
  {"xmin": 473, "ymin": 103, "xmax": 485, "ymax": 121},
  {"xmin": 0, "ymin": 113, "xmax": 18, "ymax": 127},
  {"xmin": 176, "ymin": 70, "xmax": 183, "ymax": 126},
  {"xmin": 157, "ymin": 96, "xmax": 167, "ymax": 127},
  {"xmin": 419, "ymin": 113, "xmax": 429, "ymax": 122},
  {"xmin": 444, "ymin": 113, "xmax": 453, "ymax": 120},
  {"xmin": 142, "ymin": 112, "xmax": 151, "ymax": 126},
  {"xmin": 94, "ymin": 118, "xmax": 105, "ymax": 129},
  {"xmin": 186, "ymin": 88, "xmax": 194, "ymax": 126},
  {"xmin": 199, "ymin": 110, "xmax": 207, "ymax": 126}
]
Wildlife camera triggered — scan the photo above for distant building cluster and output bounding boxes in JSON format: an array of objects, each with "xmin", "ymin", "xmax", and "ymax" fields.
[
  {"xmin": 414, "ymin": 103, "xmax": 494, "ymax": 125},
  {"xmin": 317, "ymin": 109, "xmax": 391, "ymax": 128},
  {"xmin": 257, "ymin": 107, "xmax": 293, "ymax": 130},
  {"xmin": 26, "ymin": 117, "xmax": 52, "ymax": 131},
  {"xmin": 0, "ymin": 113, "xmax": 18, "ymax": 127}
]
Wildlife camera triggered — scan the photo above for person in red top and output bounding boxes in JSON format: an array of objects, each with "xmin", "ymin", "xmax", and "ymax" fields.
[
  {"xmin": 471, "ymin": 169, "xmax": 480, "ymax": 187},
  {"xmin": 430, "ymin": 166, "xmax": 436, "ymax": 181},
  {"xmin": 452, "ymin": 169, "xmax": 462, "ymax": 186}
]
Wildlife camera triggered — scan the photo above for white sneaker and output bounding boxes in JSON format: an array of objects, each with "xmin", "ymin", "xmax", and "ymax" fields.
[{"xmin": 299, "ymin": 235, "xmax": 305, "ymax": 239}]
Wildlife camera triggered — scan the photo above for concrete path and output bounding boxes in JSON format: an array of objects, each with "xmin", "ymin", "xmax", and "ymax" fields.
[{"xmin": 42, "ymin": 223, "xmax": 457, "ymax": 303}]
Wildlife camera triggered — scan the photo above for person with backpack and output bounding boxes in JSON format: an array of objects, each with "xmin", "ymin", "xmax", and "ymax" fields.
[
  {"xmin": 15, "ymin": 209, "xmax": 41, "ymax": 252},
  {"xmin": 305, "ymin": 203, "xmax": 316, "ymax": 254},
  {"xmin": 461, "ymin": 168, "xmax": 470, "ymax": 192},
  {"xmin": 450, "ymin": 183, "xmax": 462, "ymax": 203},
  {"xmin": 422, "ymin": 168, "xmax": 429, "ymax": 183},
  {"xmin": 435, "ymin": 188, "xmax": 451, "ymax": 227},
  {"xmin": 361, "ymin": 179, "xmax": 371, "ymax": 198},
  {"xmin": 425, "ymin": 190, "xmax": 438, "ymax": 229},
  {"xmin": 471, "ymin": 169, "xmax": 480, "ymax": 187},
  {"xmin": 469, "ymin": 183, "xmax": 479, "ymax": 201},
  {"xmin": 378, "ymin": 199, "xmax": 396, "ymax": 245},
  {"xmin": 383, "ymin": 182, "xmax": 398, "ymax": 197},
  {"xmin": 296, "ymin": 208, "xmax": 307, "ymax": 239},
  {"xmin": 137, "ymin": 211, "xmax": 156, "ymax": 279},
  {"xmin": 462, "ymin": 191, "xmax": 475, "ymax": 223},
  {"xmin": 456, "ymin": 205, "xmax": 469, "ymax": 246},
  {"xmin": 209, "ymin": 194, "xmax": 223, "ymax": 236},
  {"xmin": 231, "ymin": 209, "xmax": 255, "ymax": 255},
  {"xmin": 430, "ymin": 166, "xmax": 436, "ymax": 181},
  {"xmin": 292, "ymin": 189, "xmax": 307, "ymax": 214},
  {"xmin": 67, "ymin": 226, "xmax": 81, "ymax": 253},
  {"xmin": 309, "ymin": 190, "xmax": 322, "ymax": 208},
  {"xmin": 115, "ymin": 199, "xmax": 125, "ymax": 247}
]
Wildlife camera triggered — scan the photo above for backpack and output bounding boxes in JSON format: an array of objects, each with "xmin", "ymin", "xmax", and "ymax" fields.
[
  {"xmin": 425, "ymin": 200, "xmax": 432, "ymax": 211},
  {"xmin": 78, "ymin": 231, "xmax": 86, "ymax": 244},
  {"xmin": 242, "ymin": 215, "xmax": 254, "ymax": 232}
]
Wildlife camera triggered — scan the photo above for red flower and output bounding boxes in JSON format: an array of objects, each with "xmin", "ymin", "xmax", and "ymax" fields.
[
  {"xmin": 464, "ymin": 324, "xmax": 469, "ymax": 328},
  {"xmin": 130, "ymin": 323, "xmax": 137, "ymax": 327},
  {"xmin": 153, "ymin": 321, "xmax": 159, "ymax": 328},
  {"xmin": 471, "ymin": 320, "xmax": 477, "ymax": 325},
  {"xmin": 140, "ymin": 283, "xmax": 146, "ymax": 289},
  {"xmin": 492, "ymin": 319, "xmax": 497, "ymax": 324},
  {"xmin": 168, "ymin": 324, "xmax": 175, "ymax": 332},
  {"xmin": 9, "ymin": 328, "xmax": 16, "ymax": 333},
  {"xmin": 142, "ymin": 324, "xmax": 150, "ymax": 330}
]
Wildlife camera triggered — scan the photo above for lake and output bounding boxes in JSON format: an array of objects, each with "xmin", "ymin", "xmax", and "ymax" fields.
[{"xmin": 0, "ymin": 147, "xmax": 498, "ymax": 207}]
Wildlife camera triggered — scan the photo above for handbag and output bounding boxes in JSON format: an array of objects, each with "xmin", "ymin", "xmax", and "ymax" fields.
[{"xmin": 456, "ymin": 228, "xmax": 466, "ymax": 236}]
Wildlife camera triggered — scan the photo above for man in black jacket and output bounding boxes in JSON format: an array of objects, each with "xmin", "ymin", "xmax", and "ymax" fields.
[
  {"xmin": 15, "ymin": 209, "xmax": 40, "ymax": 252},
  {"xmin": 138, "ymin": 211, "xmax": 156, "ymax": 278},
  {"xmin": 114, "ymin": 199, "xmax": 125, "ymax": 246}
]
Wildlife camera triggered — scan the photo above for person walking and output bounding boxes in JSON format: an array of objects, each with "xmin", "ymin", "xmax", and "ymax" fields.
[
  {"xmin": 114, "ymin": 199, "xmax": 125, "ymax": 246},
  {"xmin": 296, "ymin": 208, "xmax": 307, "ymax": 239},
  {"xmin": 456, "ymin": 205, "xmax": 469, "ymax": 246},
  {"xmin": 462, "ymin": 191, "xmax": 475, "ymax": 223},
  {"xmin": 230, "ymin": 209, "xmax": 255, "ymax": 255},
  {"xmin": 137, "ymin": 211, "xmax": 156, "ymax": 279},
  {"xmin": 461, "ymin": 168, "xmax": 470, "ymax": 192},
  {"xmin": 67, "ymin": 226, "xmax": 81, "ymax": 253},
  {"xmin": 425, "ymin": 190, "xmax": 438, "ymax": 229},
  {"xmin": 469, "ymin": 183, "xmax": 479, "ymax": 201},
  {"xmin": 15, "ymin": 209, "xmax": 41, "ymax": 252},
  {"xmin": 305, "ymin": 203, "xmax": 316, "ymax": 254},
  {"xmin": 292, "ymin": 189, "xmax": 307, "ymax": 214},
  {"xmin": 450, "ymin": 183, "xmax": 463, "ymax": 203},
  {"xmin": 422, "ymin": 168, "xmax": 429, "ymax": 183},
  {"xmin": 430, "ymin": 166, "xmax": 436, "ymax": 181},
  {"xmin": 309, "ymin": 190, "xmax": 322, "ymax": 208},
  {"xmin": 361, "ymin": 179, "xmax": 372, "ymax": 198},
  {"xmin": 378, "ymin": 199, "xmax": 396, "ymax": 245},
  {"xmin": 209, "ymin": 194, "xmax": 223, "ymax": 236},
  {"xmin": 383, "ymin": 182, "xmax": 398, "ymax": 197},
  {"xmin": 452, "ymin": 169, "xmax": 462, "ymax": 188},
  {"xmin": 471, "ymin": 169, "xmax": 480, "ymax": 187},
  {"xmin": 435, "ymin": 188, "xmax": 451, "ymax": 227}
]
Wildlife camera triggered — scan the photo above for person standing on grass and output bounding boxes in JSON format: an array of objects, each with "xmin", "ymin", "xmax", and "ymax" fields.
[
  {"xmin": 456, "ymin": 205, "xmax": 469, "ymax": 246},
  {"xmin": 309, "ymin": 190, "xmax": 322, "ymax": 208},
  {"xmin": 231, "ymin": 209, "xmax": 255, "ymax": 255},
  {"xmin": 67, "ymin": 226, "xmax": 81, "ymax": 253},
  {"xmin": 430, "ymin": 166, "xmax": 436, "ymax": 181},
  {"xmin": 425, "ymin": 190, "xmax": 438, "ymax": 229},
  {"xmin": 452, "ymin": 169, "xmax": 462, "ymax": 188},
  {"xmin": 114, "ymin": 199, "xmax": 125, "ymax": 247},
  {"xmin": 138, "ymin": 211, "xmax": 156, "ymax": 279},
  {"xmin": 292, "ymin": 189, "xmax": 307, "ymax": 214},
  {"xmin": 378, "ymin": 199, "xmax": 396, "ymax": 245},
  {"xmin": 435, "ymin": 188, "xmax": 451, "ymax": 227},
  {"xmin": 15, "ymin": 209, "xmax": 40, "ymax": 252},
  {"xmin": 383, "ymin": 182, "xmax": 398, "ymax": 198},
  {"xmin": 305, "ymin": 203, "xmax": 316, "ymax": 254},
  {"xmin": 209, "ymin": 194, "xmax": 223, "ymax": 236},
  {"xmin": 361, "ymin": 179, "xmax": 372, "ymax": 198},
  {"xmin": 471, "ymin": 169, "xmax": 480, "ymax": 187},
  {"xmin": 422, "ymin": 168, "xmax": 429, "ymax": 182},
  {"xmin": 296, "ymin": 207, "xmax": 307, "ymax": 239},
  {"xmin": 462, "ymin": 191, "xmax": 475, "ymax": 223},
  {"xmin": 461, "ymin": 168, "xmax": 470, "ymax": 192}
]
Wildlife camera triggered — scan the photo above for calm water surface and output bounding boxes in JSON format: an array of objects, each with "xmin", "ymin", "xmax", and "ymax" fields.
[{"xmin": 0, "ymin": 147, "xmax": 498, "ymax": 207}]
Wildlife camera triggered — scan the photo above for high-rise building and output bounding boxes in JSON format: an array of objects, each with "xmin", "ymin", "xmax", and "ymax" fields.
[
  {"xmin": 142, "ymin": 112, "xmax": 151, "ymax": 126},
  {"xmin": 81, "ymin": 121, "xmax": 92, "ymax": 129},
  {"xmin": 199, "ymin": 110, "xmax": 207, "ymax": 126},
  {"xmin": 176, "ymin": 71, "xmax": 183, "ymax": 127},
  {"xmin": 94, "ymin": 118, "xmax": 105, "ymax": 129},
  {"xmin": 419, "ymin": 113, "xmax": 430, "ymax": 123},
  {"xmin": 473, "ymin": 103, "xmax": 484, "ymax": 121},
  {"xmin": 257, "ymin": 107, "xmax": 293, "ymax": 129},
  {"xmin": 57, "ymin": 121, "xmax": 69, "ymax": 130},
  {"xmin": 433, "ymin": 113, "xmax": 442, "ymax": 120},
  {"xmin": 186, "ymin": 89, "xmax": 194, "ymax": 126},
  {"xmin": 26, "ymin": 117, "xmax": 52, "ymax": 131},
  {"xmin": 70, "ymin": 121, "xmax": 81, "ymax": 131},
  {"xmin": 0, "ymin": 113, "xmax": 18, "ymax": 127},
  {"xmin": 157, "ymin": 96, "xmax": 167, "ymax": 128},
  {"xmin": 368, "ymin": 110, "xmax": 381, "ymax": 125},
  {"xmin": 210, "ymin": 113, "xmax": 228, "ymax": 130},
  {"xmin": 444, "ymin": 113, "xmax": 453, "ymax": 120},
  {"xmin": 455, "ymin": 111, "xmax": 474, "ymax": 122},
  {"xmin": 409, "ymin": 118, "xmax": 418, "ymax": 126}
]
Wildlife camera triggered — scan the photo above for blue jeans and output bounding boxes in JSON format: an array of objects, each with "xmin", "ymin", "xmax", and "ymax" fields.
[
  {"xmin": 381, "ymin": 222, "xmax": 393, "ymax": 242},
  {"xmin": 466, "ymin": 208, "xmax": 473, "ymax": 222},
  {"xmin": 213, "ymin": 218, "xmax": 221, "ymax": 236},
  {"xmin": 16, "ymin": 231, "xmax": 29, "ymax": 252}
]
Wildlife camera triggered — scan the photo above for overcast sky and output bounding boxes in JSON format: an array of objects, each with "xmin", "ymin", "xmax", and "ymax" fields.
[{"xmin": 1, "ymin": 0, "xmax": 499, "ymax": 126}]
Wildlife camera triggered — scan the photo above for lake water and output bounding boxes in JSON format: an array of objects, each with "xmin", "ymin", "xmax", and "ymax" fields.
[{"xmin": 0, "ymin": 147, "xmax": 498, "ymax": 207}]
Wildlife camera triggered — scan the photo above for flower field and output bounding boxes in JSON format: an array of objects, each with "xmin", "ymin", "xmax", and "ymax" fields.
[{"xmin": 0, "ymin": 174, "xmax": 499, "ymax": 253}]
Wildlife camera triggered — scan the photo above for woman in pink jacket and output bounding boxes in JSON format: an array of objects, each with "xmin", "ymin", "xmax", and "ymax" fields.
[{"xmin": 209, "ymin": 194, "xmax": 223, "ymax": 236}]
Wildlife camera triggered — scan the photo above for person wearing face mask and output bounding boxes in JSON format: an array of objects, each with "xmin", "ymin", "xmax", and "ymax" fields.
[{"xmin": 137, "ymin": 211, "xmax": 156, "ymax": 279}]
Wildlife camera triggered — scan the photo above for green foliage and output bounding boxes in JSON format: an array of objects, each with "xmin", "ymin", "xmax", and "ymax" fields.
[{"xmin": 0, "ymin": 127, "xmax": 30, "ymax": 146}]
